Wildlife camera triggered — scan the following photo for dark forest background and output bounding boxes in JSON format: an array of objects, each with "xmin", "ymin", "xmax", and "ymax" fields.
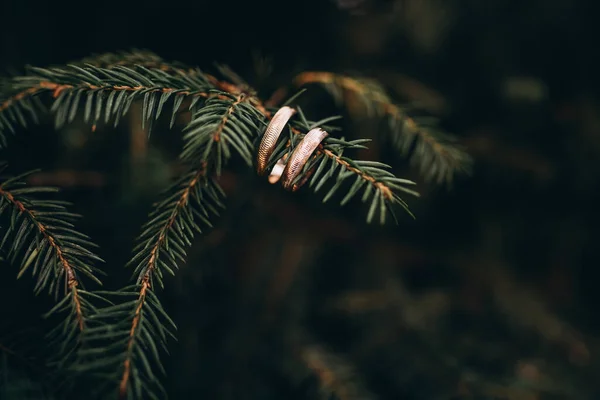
[{"xmin": 1, "ymin": 0, "xmax": 600, "ymax": 398}]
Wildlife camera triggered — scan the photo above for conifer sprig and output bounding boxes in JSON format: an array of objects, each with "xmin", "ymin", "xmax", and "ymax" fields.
[
  {"xmin": 0, "ymin": 168, "xmax": 105, "ymax": 366},
  {"xmin": 0, "ymin": 50, "xmax": 472, "ymax": 398},
  {"xmin": 0, "ymin": 84, "xmax": 47, "ymax": 147},
  {"xmin": 292, "ymin": 72, "xmax": 472, "ymax": 185},
  {"xmin": 0, "ymin": 62, "xmax": 220, "ymax": 146},
  {"xmin": 77, "ymin": 168, "xmax": 225, "ymax": 399},
  {"xmin": 265, "ymin": 110, "xmax": 419, "ymax": 223},
  {"xmin": 180, "ymin": 93, "xmax": 266, "ymax": 175}
]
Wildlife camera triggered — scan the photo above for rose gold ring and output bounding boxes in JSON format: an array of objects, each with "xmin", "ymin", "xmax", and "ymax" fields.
[
  {"xmin": 268, "ymin": 154, "xmax": 288, "ymax": 184},
  {"xmin": 281, "ymin": 128, "xmax": 328, "ymax": 191},
  {"xmin": 256, "ymin": 106, "xmax": 296, "ymax": 175}
]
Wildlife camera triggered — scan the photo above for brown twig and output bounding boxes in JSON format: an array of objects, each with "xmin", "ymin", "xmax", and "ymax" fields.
[
  {"xmin": 213, "ymin": 94, "xmax": 246, "ymax": 142},
  {"xmin": 0, "ymin": 81, "xmax": 61, "ymax": 112},
  {"xmin": 292, "ymin": 72, "xmax": 467, "ymax": 175},
  {"xmin": 0, "ymin": 185, "xmax": 85, "ymax": 331},
  {"xmin": 118, "ymin": 166, "xmax": 206, "ymax": 398},
  {"xmin": 0, "ymin": 79, "xmax": 235, "ymax": 118},
  {"xmin": 285, "ymin": 124, "xmax": 395, "ymax": 200}
]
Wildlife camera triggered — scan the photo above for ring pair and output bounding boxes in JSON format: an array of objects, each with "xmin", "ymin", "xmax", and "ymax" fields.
[{"xmin": 256, "ymin": 106, "xmax": 328, "ymax": 191}]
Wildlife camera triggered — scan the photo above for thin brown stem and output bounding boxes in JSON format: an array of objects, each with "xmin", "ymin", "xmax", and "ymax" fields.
[
  {"xmin": 287, "ymin": 125, "xmax": 394, "ymax": 200},
  {"xmin": 321, "ymin": 147, "xmax": 394, "ymax": 200},
  {"xmin": 0, "ymin": 185, "xmax": 85, "ymax": 331},
  {"xmin": 256, "ymin": 78, "xmax": 397, "ymax": 199},
  {"xmin": 293, "ymin": 72, "xmax": 462, "ymax": 170},
  {"xmin": 213, "ymin": 94, "xmax": 246, "ymax": 142},
  {"xmin": 0, "ymin": 81, "xmax": 225, "ymax": 115},
  {"xmin": 118, "ymin": 166, "xmax": 206, "ymax": 398}
]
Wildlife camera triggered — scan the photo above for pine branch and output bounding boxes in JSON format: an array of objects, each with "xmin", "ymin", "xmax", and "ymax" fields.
[
  {"xmin": 78, "ymin": 168, "xmax": 225, "ymax": 399},
  {"xmin": 0, "ymin": 83, "xmax": 47, "ymax": 147},
  {"xmin": 292, "ymin": 72, "xmax": 472, "ymax": 185},
  {"xmin": 0, "ymin": 59, "xmax": 272, "ymax": 164},
  {"xmin": 76, "ymin": 50, "xmax": 267, "ymax": 113},
  {"xmin": 0, "ymin": 51, "xmax": 463, "ymax": 398},
  {"xmin": 180, "ymin": 93, "xmax": 266, "ymax": 174},
  {"xmin": 0, "ymin": 168, "xmax": 105, "ymax": 368},
  {"xmin": 0, "ymin": 63, "xmax": 224, "ymax": 146},
  {"xmin": 265, "ymin": 110, "xmax": 419, "ymax": 223}
]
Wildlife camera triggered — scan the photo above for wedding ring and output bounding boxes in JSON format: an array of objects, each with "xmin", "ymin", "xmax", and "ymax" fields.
[
  {"xmin": 281, "ymin": 128, "xmax": 328, "ymax": 191},
  {"xmin": 256, "ymin": 106, "xmax": 296, "ymax": 175},
  {"xmin": 268, "ymin": 155, "xmax": 288, "ymax": 184}
]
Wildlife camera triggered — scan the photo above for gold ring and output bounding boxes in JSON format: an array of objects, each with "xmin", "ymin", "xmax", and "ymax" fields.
[
  {"xmin": 281, "ymin": 128, "xmax": 328, "ymax": 191},
  {"xmin": 268, "ymin": 154, "xmax": 288, "ymax": 184},
  {"xmin": 256, "ymin": 106, "xmax": 296, "ymax": 175}
]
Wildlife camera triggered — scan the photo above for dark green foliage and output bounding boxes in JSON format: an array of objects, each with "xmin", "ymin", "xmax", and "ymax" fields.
[
  {"xmin": 128, "ymin": 170, "xmax": 224, "ymax": 288},
  {"xmin": 76, "ymin": 171, "xmax": 224, "ymax": 399},
  {"xmin": 181, "ymin": 94, "xmax": 267, "ymax": 174},
  {"xmin": 265, "ymin": 107, "xmax": 419, "ymax": 223},
  {"xmin": 299, "ymin": 108, "xmax": 418, "ymax": 222},
  {"xmin": 14, "ymin": 63, "xmax": 211, "ymax": 134},
  {"xmin": 0, "ymin": 168, "xmax": 104, "ymax": 296},
  {"xmin": 0, "ymin": 89, "xmax": 46, "ymax": 148},
  {"xmin": 294, "ymin": 73, "xmax": 472, "ymax": 185},
  {"xmin": 76, "ymin": 286, "xmax": 176, "ymax": 400},
  {"xmin": 0, "ymin": 50, "xmax": 472, "ymax": 399},
  {"xmin": 0, "ymin": 167, "xmax": 106, "ymax": 390}
]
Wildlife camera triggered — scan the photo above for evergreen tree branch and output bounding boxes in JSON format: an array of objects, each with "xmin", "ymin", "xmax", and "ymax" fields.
[
  {"xmin": 292, "ymin": 72, "xmax": 472, "ymax": 185},
  {"xmin": 0, "ymin": 169, "xmax": 105, "ymax": 367},
  {"xmin": 0, "ymin": 84, "xmax": 47, "ymax": 147},
  {"xmin": 0, "ymin": 51, "xmax": 462, "ymax": 398},
  {"xmin": 74, "ymin": 50, "xmax": 269, "ymax": 114},
  {"xmin": 78, "ymin": 167, "xmax": 225, "ymax": 399},
  {"xmin": 265, "ymin": 114, "xmax": 418, "ymax": 223},
  {"xmin": 0, "ymin": 57, "xmax": 271, "ymax": 160},
  {"xmin": 0, "ymin": 63, "xmax": 227, "ymax": 146},
  {"xmin": 180, "ymin": 93, "xmax": 266, "ymax": 175},
  {"xmin": 0, "ymin": 169, "xmax": 103, "ymax": 301}
]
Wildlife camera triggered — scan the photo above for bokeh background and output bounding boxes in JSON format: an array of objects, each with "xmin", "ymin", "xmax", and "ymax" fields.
[{"xmin": 1, "ymin": 0, "xmax": 600, "ymax": 398}]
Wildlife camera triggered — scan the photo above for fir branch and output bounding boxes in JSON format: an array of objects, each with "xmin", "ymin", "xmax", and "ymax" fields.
[
  {"xmin": 0, "ymin": 53, "xmax": 268, "ymax": 152},
  {"xmin": 293, "ymin": 72, "xmax": 472, "ymax": 185},
  {"xmin": 78, "ymin": 168, "xmax": 225, "ymax": 399},
  {"xmin": 0, "ymin": 169, "xmax": 103, "ymax": 300},
  {"xmin": 0, "ymin": 83, "xmax": 46, "ymax": 147},
  {"xmin": 128, "ymin": 167, "xmax": 223, "ymax": 287},
  {"xmin": 76, "ymin": 50, "xmax": 264, "ymax": 108},
  {"xmin": 0, "ymin": 63, "xmax": 225, "ymax": 146},
  {"xmin": 180, "ymin": 93, "xmax": 266, "ymax": 175},
  {"xmin": 0, "ymin": 169, "xmax": 105, "ymax": 367},
  {"xmin": 265, "ymin": 113, "xmax": 419, "ymax": 223},
  {"xmin": 0, "ymin": 51, "xmax": 466, "ymax": 398}
]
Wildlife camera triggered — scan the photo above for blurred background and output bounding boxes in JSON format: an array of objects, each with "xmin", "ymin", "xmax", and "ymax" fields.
[{"xmin": 1, "ymin": 0, "xmax": 600, "ymax": 398}]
